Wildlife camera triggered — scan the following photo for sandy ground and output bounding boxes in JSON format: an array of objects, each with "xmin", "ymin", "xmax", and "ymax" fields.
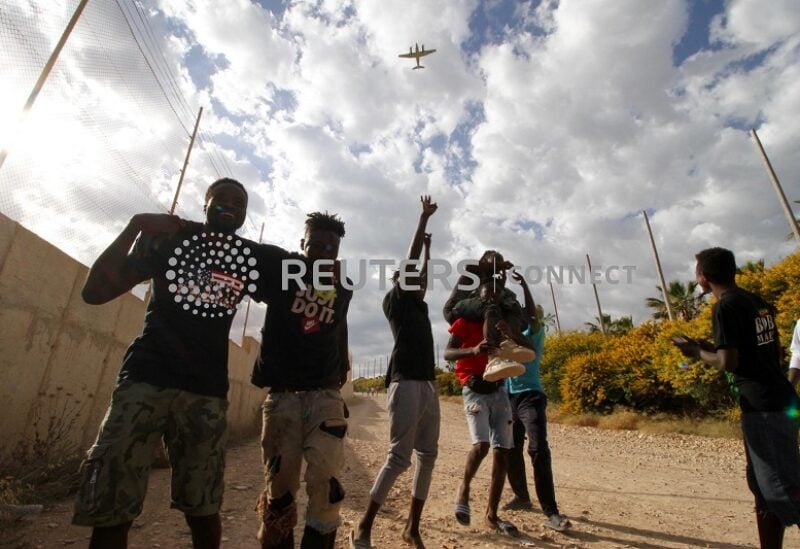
[{"xmin": 4, "ymin": 393, "xmax": 800, "ymax": 548}]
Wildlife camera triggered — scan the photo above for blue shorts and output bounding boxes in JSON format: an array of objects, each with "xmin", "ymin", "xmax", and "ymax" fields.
[{"xmin": 462, "ymin": 386, "xmax": 513, "ymax": 449}]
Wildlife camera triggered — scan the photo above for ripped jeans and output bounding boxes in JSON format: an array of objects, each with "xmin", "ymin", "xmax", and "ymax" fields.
[{"xmin": 258, "ymin": 388, "xmax": 347, "ymax": 541}]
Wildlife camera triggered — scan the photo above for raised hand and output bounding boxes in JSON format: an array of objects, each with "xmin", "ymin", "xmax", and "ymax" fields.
[
  {"xmin": 420, "ymin": 195, "xmax": 438, "ymax": 218},
  {"xmin": 133, "ymin": 213, "xmax": 186, "ymax": 238}
]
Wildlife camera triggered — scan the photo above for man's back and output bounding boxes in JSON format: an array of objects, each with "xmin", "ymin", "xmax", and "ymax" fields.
[
  {"xmin": 713, "ymin": 287, "xmax": 795, "ymax": 412},
  {"xmin": 383, "ymin": 285, "xmax": 435, "ymax": 383}
]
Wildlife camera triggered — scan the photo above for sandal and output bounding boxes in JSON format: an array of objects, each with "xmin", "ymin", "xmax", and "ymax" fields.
[
  {"xmin": 493, "ymin": 519, "xmax": 519, "ymax": 537},
  {"xmin": 454, "ymin": 502, "xmax": 471, "ymax": 526},
  {"xmin": 543, "ymin": 513, "xmax": 571, "ymax": 532}
]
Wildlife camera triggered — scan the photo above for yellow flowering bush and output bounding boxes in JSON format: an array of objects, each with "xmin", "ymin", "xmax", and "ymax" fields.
[{"xmin": 540, "ymin": 331, "xmax": 605, "ymax": 402}]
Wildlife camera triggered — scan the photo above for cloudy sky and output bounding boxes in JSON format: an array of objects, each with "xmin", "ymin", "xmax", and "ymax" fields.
[{"xmin": 2, "ymin": 0, "xmax": 799, "ymax": 377}]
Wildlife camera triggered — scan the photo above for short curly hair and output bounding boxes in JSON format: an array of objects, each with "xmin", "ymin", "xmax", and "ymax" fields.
[{"xmin": 205, "ymin": 178, "xmax": 247, "ymax": 203}]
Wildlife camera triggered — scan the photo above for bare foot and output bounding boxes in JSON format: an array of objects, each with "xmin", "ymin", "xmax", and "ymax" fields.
[{"xmin": 401, "ymin": 529, "xmax": 426, "ymax": 548}]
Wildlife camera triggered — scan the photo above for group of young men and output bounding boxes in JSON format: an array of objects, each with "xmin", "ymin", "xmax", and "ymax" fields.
[
  {"xmin": 71, "ymin": 177, "xmax": 800, "ymax": 549},
  {"xmin": 75, "ymin": 178, "xmax": 352, "ymax": 548}
]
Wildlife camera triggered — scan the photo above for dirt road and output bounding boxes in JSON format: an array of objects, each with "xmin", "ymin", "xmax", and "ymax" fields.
[{"xmin": 5, "ymin": 394, "xmax": 799, "ymax": 548}]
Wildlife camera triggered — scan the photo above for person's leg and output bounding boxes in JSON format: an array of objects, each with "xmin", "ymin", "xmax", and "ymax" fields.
[
  {"xmin": 257, "ymin": 393, "xmax": 303, "ymax": 549},
  {"xmin": 741, "ymin": 412, "xmax": 800, "ymax": 544},
  {"xmin": 457, "ymin": 442, "xmax": 490, "ymax": 510},
  {"xmin": 457, "ymin": 387, "xmax": 492, "ymax": 522},
  {"xmin": 303, "ymin": 389, "xmax": 348, "ymax": 548},
  {"xmin": 402, "ymin": 497, "xmax": 427, "ymax": 549},
  {"xmin": 505, "ymin": 393, "xmax": 531, "ymax": 504},
  {"xmin": 483, "ymin": 303, "xmax": 502, "ymax": 346},
  {"xmin": 74, "ymin": 381, "xmax": 170, "ymax": 546},
  {"xmin": 356, "ymin": 382, "xmax": 419, "ymax": 544},
  {"xmin": 184, "ymin": 514, "xmax": 221, "ymax": 549},
  {"xmin": 485, "ymin": 389, "xmax": 513, "ymax": 529},
  {"xmin": 89, "ymin": 522, "xmax": 132, "ymax": 549},
  {"xmin": 165, "ymin": 390, "xmax": 229, "ymax": 549},
  {"xmin": 442, "ymin": 282, "xmax": 472, "ymax": 324},
  {"xmin": 486, "ymin": 448, "xmax": 509, "ymax": 526},
  {"xmin": 755, "ymin": 510, "xmax": 785, "ymax": 549},
  {"xmin": 404, "ymin": 381, "xmax": 441, "ymax": 546},
  {"xmin": 523, "ymin": 392, "xmax": 559, "ymax": 517}
]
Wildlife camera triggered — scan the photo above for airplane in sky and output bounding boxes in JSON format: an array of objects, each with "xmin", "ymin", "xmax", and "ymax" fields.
[{"xmin": 398, "ymin": 43, "xmax": 436, "ymax": 70}]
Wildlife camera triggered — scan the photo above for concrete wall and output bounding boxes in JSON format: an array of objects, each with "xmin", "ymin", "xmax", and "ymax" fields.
[{"xmin": 0, "ymin": 212, "xmax": 352, "ymax": 454}]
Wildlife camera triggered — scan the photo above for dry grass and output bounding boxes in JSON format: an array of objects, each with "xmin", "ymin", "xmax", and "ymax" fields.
[{"xmin": 549, "ymin": 404, "xmax": 741, "ymax": 439}]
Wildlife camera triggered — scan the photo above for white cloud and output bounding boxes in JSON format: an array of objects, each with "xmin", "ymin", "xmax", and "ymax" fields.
[{"xmin": 2, "ymin": 0, "xmax": 799, "ymax": 368}]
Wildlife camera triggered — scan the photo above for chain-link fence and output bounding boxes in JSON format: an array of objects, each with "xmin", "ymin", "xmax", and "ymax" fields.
[{"xmin": 0, "ymin": 0, "xmax": 261, "ymax": 267}]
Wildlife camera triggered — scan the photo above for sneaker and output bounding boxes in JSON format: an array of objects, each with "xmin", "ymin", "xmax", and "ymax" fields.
[
  {"xmin": 483, "ymin": 355, "xmax": 525, "ymax": 382},
  {"xmin": 543, "ymin": 513, "xmax": 571, "ymax": 532},
  {"xmin": 502, "ymin": 497, "xmax": 534, "ymax": 511},
  {"xmin": 496, "ymin": 339, "xmax": 536, "ymax": 363}
]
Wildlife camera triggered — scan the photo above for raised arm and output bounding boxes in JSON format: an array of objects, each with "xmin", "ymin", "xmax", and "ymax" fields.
[
  {"xmin": 419, "ymin": 232, "xmax": 431, "ymax": 299},
  {"xmin": 511, "ymin": 270, "xmax": 540, "ymax": 334},
  {"xmin": 404, "ymin": 195, "xmax": 437, "ymax": 271},
  {"xmin": 82, "ymin": 213, "xmax": 185, "ymax": 305}
]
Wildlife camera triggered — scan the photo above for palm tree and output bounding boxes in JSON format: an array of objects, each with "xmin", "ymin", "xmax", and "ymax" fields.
[
  {"xmin": 737, "ymin": 259, "xmax": 765, "ymax": 274},
  {"xmin": 585, "ymin": 314, "xmax": 633, "ymax": 336},
  {"xmin": 646, "ymin": 280, "xmax": 700, "ymax": 321}
]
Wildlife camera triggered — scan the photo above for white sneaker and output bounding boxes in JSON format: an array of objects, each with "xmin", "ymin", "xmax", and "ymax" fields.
[
  {"xmin": 496, "ymin": 339, "xmax": 536, "ymax": 363},
  {"xmin": 483, "ymin": 355, "xmax": 525, "ymax": 382}
]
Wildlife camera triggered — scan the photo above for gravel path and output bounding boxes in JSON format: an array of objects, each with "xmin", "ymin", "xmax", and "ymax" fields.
[{"xmin": 5, "ymin": 393, "xmax": 799, "ymax": 548}]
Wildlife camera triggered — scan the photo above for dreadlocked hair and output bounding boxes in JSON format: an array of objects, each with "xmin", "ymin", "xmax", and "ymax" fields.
[{"xmin": 305, "ymin": 211, "xmax": 345, "ymax": 237}]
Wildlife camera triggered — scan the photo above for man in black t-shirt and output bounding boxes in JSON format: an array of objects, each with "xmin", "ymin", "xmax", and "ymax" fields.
[
  {"xmin": 251, "ymin": 212, "xmax": 352, "ymax": 549},
  {"xmin": 73, "ymin": 178, "xmax": 257, "ymax": 549},
  {"xmin": 675, "ymin": 247, "xmax": 800, "ymax": 549},
  {"xmin": 353, "ymin": 196, "xmax": 439, "ymax": 549}
]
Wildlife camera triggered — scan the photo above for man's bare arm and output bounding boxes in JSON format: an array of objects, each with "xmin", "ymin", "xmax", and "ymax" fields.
[
  {"xmin": 403, "ymin": 195, "xmax": 437, "ymax": 274},
  {"xmin": 82, "ymin": 213, "xmax": 185, "ymax": 305}
]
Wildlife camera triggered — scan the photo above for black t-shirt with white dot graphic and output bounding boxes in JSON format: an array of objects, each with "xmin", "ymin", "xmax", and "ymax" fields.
[{"xmin": 119, "ymin": 223, "xmax": 261, "ymax": 398}]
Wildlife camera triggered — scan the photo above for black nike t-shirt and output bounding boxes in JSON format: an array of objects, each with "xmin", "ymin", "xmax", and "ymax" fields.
[
  {"xmin": 249, "ymin": 245, "xmax": 353, "ymax": 390},
  {"xmin": 383, "ymin": 286, "xmax": 435, "ymax": 385},
  {"xmin": 712, "ymin": 287, "xmax": 797, "ymax": 413},
  {"xmin": 119, "ymin": 223, "xmax": 261, "ymax": 398}
]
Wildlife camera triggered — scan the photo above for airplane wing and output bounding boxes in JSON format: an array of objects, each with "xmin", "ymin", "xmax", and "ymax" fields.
[
  {"xmin": 418, "ymin": 49, "xmax": 436, "ymax": 57},
  {"xmin": 398, "ymin": 52, "xmax": 417, "ymax": 58}
]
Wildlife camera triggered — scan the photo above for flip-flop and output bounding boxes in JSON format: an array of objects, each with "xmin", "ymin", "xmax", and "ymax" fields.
[
  {"xmin": 454, "ymin": 502, "xmax": 471, "ymax": 526},
  {"xmin": 348, "ymin": 529, "xmax": 373, "ymax": 549},
  {"xmin": 493, "ymin": 519, "xmax": 519, "ymax": 537},
  {"xmin": 543, "ymin": 513, "xmax": 571, "ymax": 532}
]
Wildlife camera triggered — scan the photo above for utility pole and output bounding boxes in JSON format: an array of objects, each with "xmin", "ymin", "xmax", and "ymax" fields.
[
  {"xmin": 549, "ymin": 282, "xmax": 562, "ymax": 334},
  {"xmin": 642, "ymin": 210, "xmax": 674, "ymax": 321},
  {"xmin": 0, "ymin": 0, "xmax": 91, "ymax": 172},
  {"xmin": 587, "ymin": 254, "xmax": 606, "ymax": 335},
  {"xmin": 170, "ymin": 107, "xmax": 203, "ymax": 214},
  {"xmin": 750, "ymin": 129, "xmax": 800, "ymax": 242}
]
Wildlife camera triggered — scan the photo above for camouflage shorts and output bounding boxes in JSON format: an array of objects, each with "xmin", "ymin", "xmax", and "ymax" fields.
[{"xmin": 72, "ymin": 380, "xmax": 228, "ymax": 527}]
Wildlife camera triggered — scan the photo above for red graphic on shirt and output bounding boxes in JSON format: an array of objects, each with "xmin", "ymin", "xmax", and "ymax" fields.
[{"xmin": 291, "ymin": 287, "xmax": 336, "ymax": 335}]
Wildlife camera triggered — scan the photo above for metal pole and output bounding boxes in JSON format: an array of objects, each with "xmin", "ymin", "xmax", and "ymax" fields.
[
  {"xmin": 170, "ymin": 106, "xmax": 203, "ymax": 215},
  {"xmin": 0, "ymin": 0, "xmax": 91, "ymax": 172},
  {"xmin": 587, "ymin": 254, "xmax": 606, "ymax": 335},
  {"xmin": 549, "ymin": 282, "xmax": 562, "ymax": 334},
  {"xmin": 642, "ymin": 210, "xmax": 674, "ymax": 321},
  {"xmin": 750, "ymin": 129, "xmax": 800, "ymax": 242},
  {"xmin": 241, "ymin": 221, "xmax": 265, "ymax": 340}
]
